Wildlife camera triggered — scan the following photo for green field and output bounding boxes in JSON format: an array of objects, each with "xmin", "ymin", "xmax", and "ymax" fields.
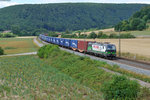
[
  {"xmin": 0, "ymin": 38, "xmax": 38, "ymax": 54},
  {"xmin": 0, "ymin": 55, "xmax": 102, "ymax": 99}
]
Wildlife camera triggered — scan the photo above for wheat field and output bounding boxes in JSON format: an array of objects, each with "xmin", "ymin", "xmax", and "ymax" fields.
[{"xmin": 76, "ymin": 38, "xmax": 150, "ymax": 58}]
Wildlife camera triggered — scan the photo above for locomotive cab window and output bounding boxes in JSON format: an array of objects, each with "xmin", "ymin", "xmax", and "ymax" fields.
[{"xmin": 106, "ymin": 45, "xmax": 116, "ymax": 50}]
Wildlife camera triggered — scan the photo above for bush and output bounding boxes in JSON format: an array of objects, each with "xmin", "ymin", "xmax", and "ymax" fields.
[
  {"xmin": 88, "ymin": 32, "xmax": 97, "ymax": 39},
  {"xmin": 101, "ymin": 75, "xmax": 140, "ymax": 100},
  {"xmin": 0, "ymin": 32, "xmax": 16, "ymax": 38},
  {"xmin": 0, "ymin": 47, "xmax": 4, "ymax": 55},
  {"xmin": 109, "ymin": 33, "xmax": 118, "ymax": 38},
  {"xmin": 120, "ymin": 33, "xmax": 135, "ymax": 38},
  {"xmin": 97, "ymin": 31, "xmax": 103, "ymax": 38},
  {"xmin": 100, "ymin": 34, "xmax": 109, "ymax": 38},
  {"xmin": 61, "ymin": 34, "xmax": 77, "ymax": 38},
  {"xmin": 37, "ymin": 44, "xmax": 60, "ymax": 58}
]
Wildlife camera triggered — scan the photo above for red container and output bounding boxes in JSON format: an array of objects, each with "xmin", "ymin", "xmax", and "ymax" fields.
[{"xmin": 77, "ymin": 40, "xmax": 89, "ymax": 52}]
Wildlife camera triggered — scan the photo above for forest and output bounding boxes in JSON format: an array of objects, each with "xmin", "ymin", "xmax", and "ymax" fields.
[
  {"xmin": 0, "ymin": 3, "xmax": 147, "ymax": 36},
  {"xmin": 115, "ymin": 6, "xmax": 150, "ymax": 31}
]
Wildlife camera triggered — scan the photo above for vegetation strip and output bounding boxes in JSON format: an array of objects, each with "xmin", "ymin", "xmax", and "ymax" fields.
[{"xmin": 99, "ymin": 67, "xmax": 150, "ymax": 88}]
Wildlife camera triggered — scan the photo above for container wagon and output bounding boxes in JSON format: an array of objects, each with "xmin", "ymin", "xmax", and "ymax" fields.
[
  {"xmin": 70, "ymin": 40, "xmax": 78, "ymax": 50},
  {"xmin": 64, "ymin": 39, "xmax": 71, "ymax": 47},
  {"xmin": 78, "ymin": 40, "xmax": 91, "ymax": 52}
]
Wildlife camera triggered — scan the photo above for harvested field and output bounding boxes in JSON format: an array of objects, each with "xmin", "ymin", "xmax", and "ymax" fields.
[
  {"xmin": 0, "ymin": 38, "xmax": 38, "ymax": 54},
  {"xmin": 75, "ymin": 38, "xmax": 150, "ymax": 58},
  {"xmin": 79, "ymin": 28, "xmax": 115, "ymax": 35}
]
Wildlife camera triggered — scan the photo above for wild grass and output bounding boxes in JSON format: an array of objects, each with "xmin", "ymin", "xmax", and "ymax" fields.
[
  {"xmin": 0, "ymin": 55, "xmax": 102, "ymax": 99},
  {"xmin": 0, "ymin": 38, "xmax": 38, "ymax": 54}
]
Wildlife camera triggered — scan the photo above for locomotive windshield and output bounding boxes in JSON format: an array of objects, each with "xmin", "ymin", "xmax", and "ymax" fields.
[{"xmin": 106, "ymin": 45, "xmax": 116, "ymax": 50}]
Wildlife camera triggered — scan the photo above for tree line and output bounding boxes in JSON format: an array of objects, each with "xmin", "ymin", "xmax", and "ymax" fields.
[{"xmin": 61, "ymin": 31, "xmax": 135, "ymax": 39}]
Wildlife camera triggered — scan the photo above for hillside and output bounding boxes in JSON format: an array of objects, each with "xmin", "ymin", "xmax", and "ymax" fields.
[
  {"xmin": 0, "ymin": 3, "xmax": 147, "ymax": 36},
  {"xmin": 115, "ymin": 6, "xmax": 150, "ymax": 31}
]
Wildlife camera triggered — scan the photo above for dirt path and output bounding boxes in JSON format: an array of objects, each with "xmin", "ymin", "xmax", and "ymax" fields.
[
  {"xmin": 33, "ymin": 38, "xmax": 44, "ymax": 47},
  {"xmin": 0, "ymin": 52, "xmax": 37, "ymax": 57}
]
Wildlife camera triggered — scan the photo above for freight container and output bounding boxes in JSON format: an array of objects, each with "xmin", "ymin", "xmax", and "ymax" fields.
[
  {"xmin": 47, "ymin": 37, "xmax": 51, "ymax": 43},
  {"xmin": 70, "ymin": 40, "xmax": 78, "ymax": 50},
  {"xmin": 51, "ymin": 37, "xmax": 53, "ymax": 43},
  {"xmin": 64, "ymin": 39, "xmax": 71, "ymax": 47},
  {"xmin": 77, "ymin": 40, "xmax": 89, "ymax": 52},
  {"xmin": 52, "ymin": 37, "xmax": 56, "ymax": 44},
  {"xmin": 39, "ymin": 34, "xmax": 42, "ymax": 39},
  {"xmin": 60, "ymin": 38, "xmax": 65, "ymax": 46},
  {"xmin": 42, "ymin": 35, "xmax": 45, "ymax": 41},
  {"xmin": 50, "ymin": 37, "xmax": 53, "ymax": 43},
  {"xmin": 55, "ymin": 38, "xmax": 60, "ymax": 45},
  {"xmin": 45, "ymin": 36, "xmax": 49, "ymax": 42}
]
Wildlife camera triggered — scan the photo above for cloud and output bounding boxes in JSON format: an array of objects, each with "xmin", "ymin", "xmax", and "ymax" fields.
[{"xmin": 0, "ymin": 1, "xmax": 19, "ymax": 8}]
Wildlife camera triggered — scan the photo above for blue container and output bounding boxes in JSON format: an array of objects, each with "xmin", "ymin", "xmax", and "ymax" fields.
[
  {"xmin": 46, "ymin": 36, "xmax": 50, "ymax": 42},
  {"xmin": 44, "ymin": 36, "xmax": 48, "ymax": 41},
  {"xmin": 55, "ymin": 38, "xmax": 60, "ymax": 45},
  {"xmin": 70, "ymin": 40, "xmax": 78, "ymax": 48},
  {"xmin": 60, "ymin": 38, "xmax": 65, "ymax": 46},
  {"xmin": 48, "ymin": 37, "xmax": 52, "ymax": 43},
  {"xmin": 39, "ymin": 34, "xmax": 42, "ymax": 39},
  {"xmin": 51, "ymin": 37, "xmax": 53, "ymax": 43},
  {"xmin": 50, "ymin": 37, "xmax": 52, "ymax": 43},
  {"xmin": 64, "ymin": 39, "xmax": 71, "ymax": 47},
  {"xmin": 44, "ymin": 36, "xmax": 47, "ymax": 41},
  {"xmin": 52, "ymin": 37, "xmax": 56, "ymax": 44},
  {"xmin": 41, "ymin": 35, "xmax": 44, "ymax": 40}
]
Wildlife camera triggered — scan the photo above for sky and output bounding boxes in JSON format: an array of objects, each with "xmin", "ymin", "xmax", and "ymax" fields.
[{"xmin": 0, "ymin": 0, "xmax": 150, "ymax": 8}]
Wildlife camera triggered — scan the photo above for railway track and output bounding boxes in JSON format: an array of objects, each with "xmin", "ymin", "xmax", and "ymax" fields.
[
  {"xmin": 115, "ymin": 57, "xmax": 150, "ymax": 70},
  {"xmin": 37, "ymin": 38, "xmax": 150, "ymax": 76}
]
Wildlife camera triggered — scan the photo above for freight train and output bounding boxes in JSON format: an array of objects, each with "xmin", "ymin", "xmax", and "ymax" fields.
[{"xmin": 39, "ymin": 34, "xmax": 116, "ymax": 59}]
